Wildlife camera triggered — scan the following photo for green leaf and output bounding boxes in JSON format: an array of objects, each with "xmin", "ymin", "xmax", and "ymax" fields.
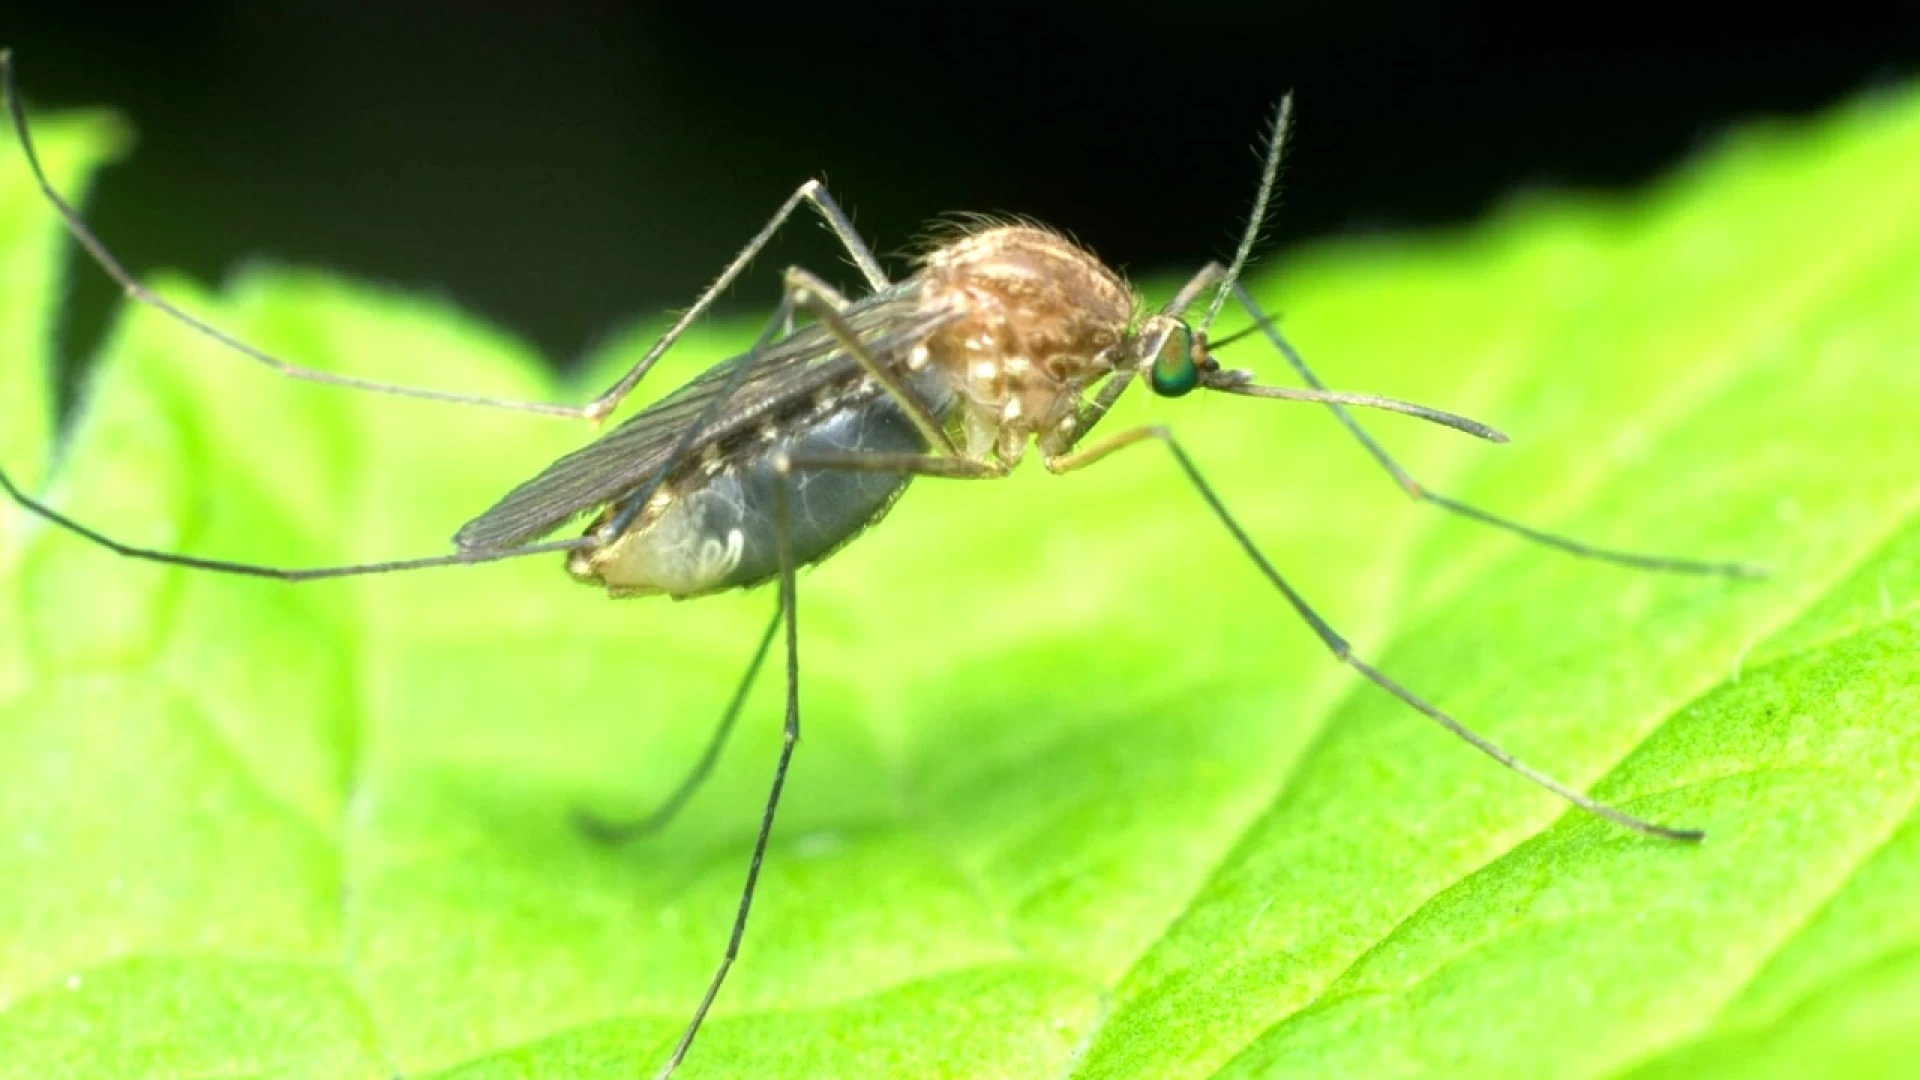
[{"xmin": 2, "ymin": 84, "xmax": 1917, "ymax": 1080}]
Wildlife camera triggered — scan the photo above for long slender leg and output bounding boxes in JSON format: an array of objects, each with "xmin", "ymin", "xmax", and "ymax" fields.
[
  {"xmin": 654, "ymin": 460, "xmax": 810, "ymax": 1080},
  {"xmin": 585, "ymin": 186, "xmax": 885, "ymax": 424},
  {"xmin": 576, "ymin": 604, "xmax": 781, "ymax": 844},
  {"xmin": 4, "ymin": 198, "xmax": 809, "ymax": 580},
  {"xmin": 1, "ymin": 50, "xmax": 884, "ymax": 423},
  {"xmin": 1066, "ymin": 371, "xmax": 1139, "ymax": 445},
  {"xmin": 0, "ymin": 464, "xmax": 587, "ymax": 579},
  {"xmin": 577, "ymin": 289, "xmax": 795, "ymax": 840},
  {"xmin": 1064, "ymin": 371, "xmax": 1138, "ymax": 451},
  {"xmin": 782, "ymin": 267, "xmax": 964, "ymax": 457},
  {"xmin": 1227, "ymin": 282, "xmax": 1763, "ymax": 578},
  {"xmin": 1046, "ymin": 423, "xmax": 1704, "ymax": 841}
]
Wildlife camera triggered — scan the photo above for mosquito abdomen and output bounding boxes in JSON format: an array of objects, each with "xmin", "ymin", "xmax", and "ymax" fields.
[{"xmin": 572, "ymin": 378, "xmax": 950, "ymax": 599}]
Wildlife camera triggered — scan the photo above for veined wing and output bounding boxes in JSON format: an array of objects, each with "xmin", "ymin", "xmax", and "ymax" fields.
[{"xmin": 453, "ymin": 282, "xmax": 957, "ymax": 551}]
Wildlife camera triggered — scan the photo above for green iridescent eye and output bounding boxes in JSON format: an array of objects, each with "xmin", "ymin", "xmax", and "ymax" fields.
[{"xmin": 1149, "ymin": 324, "xmax": 1199, "ymax": 397}]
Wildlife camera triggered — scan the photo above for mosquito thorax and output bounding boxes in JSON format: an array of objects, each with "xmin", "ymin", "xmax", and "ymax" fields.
[{"xmin": 916, "ymin": 225, "xmax": 1137, "ymax": 463}]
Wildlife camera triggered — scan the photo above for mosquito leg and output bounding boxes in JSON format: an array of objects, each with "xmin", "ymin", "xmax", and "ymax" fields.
[
  {"xmin": 654, "ymin": 460, "xmax": 810, "ymax": 1080},
  {"xmin": 5, "ymin": 256, "xmax": 787, "ymax": 579},
  {"xmin": 584, "ymin": 185, "xmax": 888, "ymax": 424},
  {"xmin": 575, "ymin": 604, "xmax": 782, "ymax": 845},
  {"xmin": 1226, "ymin": 281, "xmax": 1763, "ymax": 578},
  {"xmin": 1045, "ymin": 423, "xmax": 1706, "ymax": 842},
  {"xmin": 0, "ymin": 50, "xmax": 885, "ymax": 423},
  {"xmin": 0, "ymin": 458, "xmax": 589, "ymax": 579},
  {"xmin": 781, "ymin": 267, "xmax": 965, "ymax": 457},
  {"xmin": 1066, "ymin": 371, "xmax": 1139, "ymax": 448},
  {"xmin": 1, "ymin": 414, "xmax": 594, "ymax": 579},
  {"xmin": 646, "ymin": 446, "xmax": 1005, "ymax": 1076},
  {"xmin": 1, "ymin": 51, "xmax": 559, "ymax": 418}
]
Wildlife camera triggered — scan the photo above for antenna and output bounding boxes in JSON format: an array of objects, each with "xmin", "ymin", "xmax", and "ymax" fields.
[{"xmin": 1200, "ymin": 93, "xmax": 1294, "ymax": 332}]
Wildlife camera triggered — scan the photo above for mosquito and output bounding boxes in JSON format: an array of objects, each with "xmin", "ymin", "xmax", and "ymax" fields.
[{"xmin": 1, "ymin": 53, "xmax": 1759, "ymax": 1079}]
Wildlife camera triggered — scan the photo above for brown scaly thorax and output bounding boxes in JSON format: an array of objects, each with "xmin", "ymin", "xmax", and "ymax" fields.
[{"xmin": 915, "ymin": 225, "xmax": 1137, "ymax": 465}]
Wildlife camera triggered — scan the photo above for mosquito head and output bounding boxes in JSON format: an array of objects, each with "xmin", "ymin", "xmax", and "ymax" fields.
[{"xmin": 1133, "ymin": 314, "xmax": 1220, "ymax": 399}]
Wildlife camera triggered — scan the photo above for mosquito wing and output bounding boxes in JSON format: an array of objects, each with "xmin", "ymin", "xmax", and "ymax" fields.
[{"xmin": 453, "ymin": 282, "xmax": 957, "ymax": 552}]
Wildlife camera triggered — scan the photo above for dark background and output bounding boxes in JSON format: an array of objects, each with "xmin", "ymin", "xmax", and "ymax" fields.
[{"xmin": 7, "ymin": 3, "xmax": 1918, "ymax": 401}]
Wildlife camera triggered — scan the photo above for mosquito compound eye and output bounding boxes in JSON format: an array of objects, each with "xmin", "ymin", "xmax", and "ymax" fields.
[{"xmin": 1149, "ymin": 323, "xmax": 1200, "ymax": 397}]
